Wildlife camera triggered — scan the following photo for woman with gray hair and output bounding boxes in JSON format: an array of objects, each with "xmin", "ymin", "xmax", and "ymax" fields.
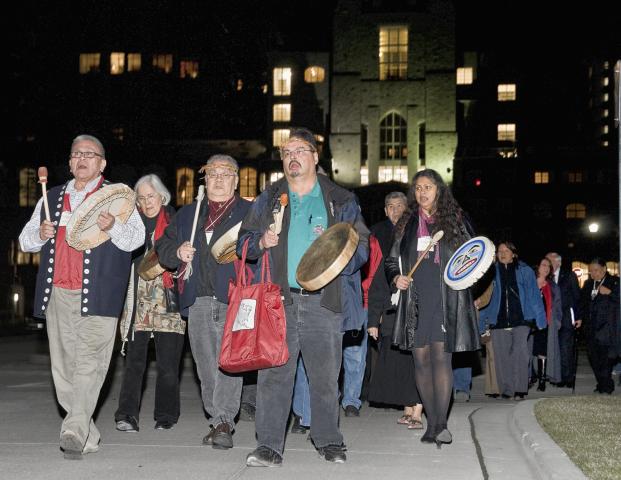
[{"xmin": 115, "ymin": 174, "xmax": 186, "ymax": 432}]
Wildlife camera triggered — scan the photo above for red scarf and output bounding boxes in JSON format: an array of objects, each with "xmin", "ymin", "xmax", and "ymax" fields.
[
  {"xmin": 540, "ymin": 281, "xmax": 552, "ymax": 325},
  {"xmin": 153, "ymin": 208, "xmax": 174, "ymax": 289}
]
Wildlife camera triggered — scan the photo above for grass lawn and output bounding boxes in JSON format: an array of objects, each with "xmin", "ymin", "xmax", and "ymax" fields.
[{"xmin": 535, "ymin": 395, "xmax": 621, "ymax": 480}]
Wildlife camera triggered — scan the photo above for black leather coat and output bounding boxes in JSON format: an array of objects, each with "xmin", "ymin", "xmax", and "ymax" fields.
[{"xmin": 384, "ymin": 215, "xmax": 480, "ymax": 353}]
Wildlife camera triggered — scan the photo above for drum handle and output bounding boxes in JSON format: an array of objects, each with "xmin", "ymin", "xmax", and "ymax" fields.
[{"xmin": 406, "ymin": 230, "xmax": 444, "ymax": 279}]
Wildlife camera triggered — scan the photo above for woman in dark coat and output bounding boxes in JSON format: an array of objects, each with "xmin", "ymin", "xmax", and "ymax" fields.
[{"xmin": 385, "ymin": 169, "xmax": 479, "ymax": 448}]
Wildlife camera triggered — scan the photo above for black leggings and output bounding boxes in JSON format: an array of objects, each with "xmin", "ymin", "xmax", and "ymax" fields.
[{"xmin": 413, "ymin": 341, "xmax": 453, "ymax": 432}]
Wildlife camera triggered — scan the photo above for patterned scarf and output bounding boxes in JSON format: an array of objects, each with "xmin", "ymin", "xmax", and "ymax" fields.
[{"xmin": 417, "ymin": 207, "xmax": 440, "ymax": 265}]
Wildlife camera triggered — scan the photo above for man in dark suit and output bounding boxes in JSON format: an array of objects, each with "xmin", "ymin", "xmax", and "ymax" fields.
[{"xmin": 546, "ymin": 252, "xmax": 581, "ymax": 387}]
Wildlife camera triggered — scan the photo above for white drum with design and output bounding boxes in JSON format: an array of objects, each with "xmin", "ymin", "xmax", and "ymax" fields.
[{"xmin": 444, "ymin": 236, "xmax": 495, "ymax": 290}]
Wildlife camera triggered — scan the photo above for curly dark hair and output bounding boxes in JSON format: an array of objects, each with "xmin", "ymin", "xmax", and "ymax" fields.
[{"xmin": 395, "ymin": 169, "xmax": 468, "ymax": 249}]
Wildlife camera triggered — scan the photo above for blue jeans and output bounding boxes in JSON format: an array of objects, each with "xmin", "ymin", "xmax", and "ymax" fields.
[
  {"xmin": 341, "ymin": 312, "xmax": 368, "ymax": 409},
  {"xmin": 292, "ymin": 357, "xmax": 311, "ymax": 427},
  {"xmin": 453, "ymin": 367, "xmax": 472, "ymax": 394}
]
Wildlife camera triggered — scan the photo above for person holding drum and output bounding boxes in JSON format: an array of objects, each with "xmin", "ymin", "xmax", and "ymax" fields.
[
  {"xmin": 238, "ymin": 127, "xmax": 369, "ymax": 466},
  {"xmin": 155, "ymin": 155, "xmax": 253, "ymax": 450},
  {"xmin": 114, "ymin": 174, "xmax": 186, "ymax": 433},
  {"xmin": 18, "ymin": 134, "xmax": 145, "ymax": 459},
  {"xmin": 478, "ymin": 242, "xmax": 546, "ymax": 400},
  {"xmin": 385, "ymin": 168, "xmax": 479, "ymax": 449}
]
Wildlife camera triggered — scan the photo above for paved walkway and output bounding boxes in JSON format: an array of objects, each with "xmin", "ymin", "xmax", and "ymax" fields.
[{"xmin": 0, "ymin": 332, "xmax": 614, "ymax": 480}]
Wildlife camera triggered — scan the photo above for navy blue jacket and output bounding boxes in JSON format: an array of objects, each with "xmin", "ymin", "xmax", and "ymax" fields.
[{"xmin": 156, "ymin": 195, "xmax": 252, "ymax": 317}]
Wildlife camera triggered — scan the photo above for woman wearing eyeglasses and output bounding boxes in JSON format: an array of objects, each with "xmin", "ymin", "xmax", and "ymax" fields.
[
  {"xmin": 385, "ymin": 169, "xmax": 479, "ymax": 448},
  {"xmin": 115, "ymin": 174, "xmax": 186, "ymax": 433}
]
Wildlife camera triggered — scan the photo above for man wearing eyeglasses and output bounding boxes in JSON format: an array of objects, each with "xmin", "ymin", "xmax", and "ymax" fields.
[
  {"xmin": 238, "ymin": 127, "xmax": 369, "ymax": 466},
  {"xmin": 19, "ymin": 134, "xmax": 145, "ymax": 460},
  {"xmin": 155, "ymin": 154, "xmax": 253, "ymax": 450}
]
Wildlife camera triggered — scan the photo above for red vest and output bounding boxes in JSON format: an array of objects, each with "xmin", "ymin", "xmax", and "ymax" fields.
[{"xmin": 52, "ymin": 179, "xmax": 103, "ymax": 290}]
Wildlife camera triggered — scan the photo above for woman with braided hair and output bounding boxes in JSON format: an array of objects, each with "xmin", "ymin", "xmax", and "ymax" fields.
[{"xmin": 385, "ymin": 169, "xmax": 479, "ymax": 448}]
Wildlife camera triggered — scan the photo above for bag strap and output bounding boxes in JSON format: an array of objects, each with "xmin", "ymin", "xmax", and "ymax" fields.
[
  {"xmin": 260, "ymin": 250, "xmax": 272, "ymax": 284},
  {"xmin": 237, "ymin": 238, "xmax": 250, "ymax": 287}
]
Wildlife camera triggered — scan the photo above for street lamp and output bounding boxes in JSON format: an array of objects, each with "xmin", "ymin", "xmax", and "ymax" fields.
[{"xmin": 588, "ymin": 222, "xmax": 599, "ymax": 233}]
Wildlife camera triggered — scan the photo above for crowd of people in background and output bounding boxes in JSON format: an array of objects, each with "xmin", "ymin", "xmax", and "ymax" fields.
[{"xmin": 19, "ymin": 129, "xmax": 620, "ymax": 463}]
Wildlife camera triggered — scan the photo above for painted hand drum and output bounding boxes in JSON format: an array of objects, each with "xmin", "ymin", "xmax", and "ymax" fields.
[
  {"xmin": 211, "ymin": 221, "xmax": 242, "ymax": 264},
  {"xmin": 296, "ymin": 223, "xmax": 359, "ymax": 291},
  {"xmin": 65, "ymin": 183, "xmax": 136, "ymax": 251},
  {"xmin": 444, "ymin": 236, "xmax": 495, "ymax": 290}
]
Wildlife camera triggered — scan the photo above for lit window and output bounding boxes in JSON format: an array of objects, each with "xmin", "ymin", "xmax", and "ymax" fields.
[
  {"xmin": 112, "ymin": 127, "xmax": 124, "ymax": 141},
  {"xmin": 127, "ymin": 53, "xmax": 141, "ymax": 72},
  {"xmin": 497, "ymin": 84, "xmax": 516, "ymax": 101},
  {"xmin": 79, "ymin": 53, "xmax": 101, "ymax": 74},
  {"xmin": 273, "ymin": 68, "xmax": 292, "ymax": 96},
  {"xmin": 603, "ymin": 109, "xmax": 609, "ymax": 118},
  {"xmin": 110, "ymin": 52, "xmax": 125, "ymax": 75},
  {"xmin": 603, "ymin": 61, "xmax": 610, "ymax": 70},
  {"xmin": 534, "ymin": 171, "xmax": 549, "ymax": 184},
  {"xmin": 456, "ymin": 67, "xmax": 473, "ymax": 85},
  {"xmin": 602, "ymin": 140, "xmax": 609, "ymax": 147},
  {"xmin": 9, "ymin": 240, "xmax": 39, "ymax": 266},
  {"xmin": 273, "ymin": 104, "xmax": 291, "ymax": 122},
  {"xmin": 497, "ymin": 123, "xmax": 516, "ymax": 142},
  {"xmin": 180, "ymin": 60, "xmax": 199, "ymax": 79},
  {"xmin": 603, "ymin": 125, "xmax": 609, "ymax": 134},
  {"xmin": 273, "ymin": 129, "xmax": 290, "ymax": 147},
  {"xmin": 603, "ymin": 93, "xmax": 609, "ymax": 102},
  {"xmin": 236, "ymin": 79, "xmax": 243, "ymax": 91},
  {"xmin": 360, "ymin": 167, "xmax": 369, "ymax": 185},
  {"xmin": 565, "ymin": 203, "xmax": 586, "ymax": 219},
  {"xmin": 603, "ymin": 77, "xmax": 609, "ymax": 86},
  {"xmin": 380, "ymin": 112, "xmax": 407, "ymax": 161},
  {"xmin": 239, "ymin": 167, "xmax": 257, "ymax": 199},
  {"xmin": 153, "ymin": 54, "xmax": 173, "ymax": 74},
  {"xmin": 19, "ymin": 168, "xmax": 37, "ymax": 207},
  {"xmin": 379, "ymin": 26, "xmax": 408, "ymax": 81},
  {"xmin": 568, "ymin": 171, "xmax": 583, "ymax": 183},
  {"xmin": 270, "ymin": 171, "xmax": 284, "ymax": 183},
  {"xmin": 176, "ymin": 167, "xmax": 194, "ymax": 206},
  {"xmin": 261, "ymin": 83, "xmax": 268, "ymax": 94},
  {"xmin": 315, "ymin": 134, "xmax": 324, "ymax": 143},
  {"xmin": 378, "ymin": 166, "xmax": 408, "ymax": 183},
  {"xmin": 304, "ymin": 66, "xmax": 325, "ymax": 83}
]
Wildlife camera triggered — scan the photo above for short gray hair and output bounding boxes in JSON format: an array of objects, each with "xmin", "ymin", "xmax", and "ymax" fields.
[
  {"xmin": 71, "ymin": 134, "xmax": 105, "ymax": 157},
  {"xmin": 134, "ymin": 174, "xmax": 171, "ymax": 206},
  {"xmin": 204, "ymin": 154, "xmax": 239, "ymax": 172},
  {"xmin": 385, "ymin": 191, "xmax": 407, "ymax": 206}
]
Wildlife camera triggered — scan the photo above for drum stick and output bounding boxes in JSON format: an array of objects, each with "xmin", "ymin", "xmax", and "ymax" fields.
[
  {"xmin": 406, "ymin": 230, "xmax": 444, "ymax": 279},
  {"xmin": 270, "ymin": 193, "xmax": 288, "ymax": 235},
  {"xmin": 189, "ymin": 185, "xmax": 205, "ymax": 247},
  {"xmin": 37, "ymin": 167, "xmax": 51, "ymax": 222}
]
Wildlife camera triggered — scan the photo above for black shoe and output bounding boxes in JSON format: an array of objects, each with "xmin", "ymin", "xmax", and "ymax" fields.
[
  {"xmin": 239, "ymin": 402, "xmax": 256, "ymax": 422},
  {"xmin": 565, "ymin": 381, "xmax": 574, "ymax": 389},
  {"xmin": 246, "ymin": 446, "xmax": 283, "ymax": 467},
  {"xmin": 317, "ymin": 443, "xmax": 347, "ymax": 463},
  {"xmin": 537, "ymin": 378, "xmax": 546, "ymax": 392},
  {"xmin": 434, "ymin": 428, "xmax": 453, "ymax": 449},
  {"xmin": 154, "ymin": 420, "xmax": 175, "ymax": 430},
  {"xmin": 116, "ymin": 416, "xmax": 139, "ymax": 433},
  {"xmin": 343, "ymin": 405, "xmax": 360, "ymax": 417},
  {"xmin": 202, "ymin": 423, "xmax": 233, "ymax": 449},
  {"xmin": 290, "ymin": 414, "xmax": 308, "ymax": 434},
  {"xmin": 60, "ymin": 431, "xmax": 83, "ymax": 460},
  {"xmin": 514, "ymin": 393, "xmax": 526, "ymax": 401}
]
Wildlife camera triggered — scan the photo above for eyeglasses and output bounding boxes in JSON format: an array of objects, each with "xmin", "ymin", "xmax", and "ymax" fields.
[
  {"xmin": 415, "ymin": 184, "xmax": 435, "ymax": 192},
  {"xmin": 137, "ymin": 193, "xmax": 160, "ymax": 203},
  {"xmin": 281, "ymin": 148, "xmax": 315, "ymax": 160},
  {"xmin": 206, "ymin": 172, "xmax": 236, "ymax": 180},
  {"xmin": 70, "ymin": 151, "xmax": 104, "ymax": 159}
]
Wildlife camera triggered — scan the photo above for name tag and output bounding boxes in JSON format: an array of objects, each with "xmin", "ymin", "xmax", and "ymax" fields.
[
  {"xmin": 205, "ymin": 231, "xmax": 213, "ymax": 244},
  {"xmin": 59, "ymin": 211, "xmax": 72, "ymax": 227},
  {"xmin": 417, "ymin": 235, "xmax": 434, "ymax": 252}
]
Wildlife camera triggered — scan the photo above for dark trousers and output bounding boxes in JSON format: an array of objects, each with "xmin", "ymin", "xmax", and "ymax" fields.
[
  {"xmin": 115, "ymin": 330, "xmax": 185, "ymax": 423},
  {"xmin": 587, "ymin": 341, "xmax": 615, "ymax": 393},
  {"xmin": 558, "ymin": 326, "xmax": 576, "ymax": 383},
  {"xmin": 255, "ymin": 293, "xmax": 344, "ymax": 455}
]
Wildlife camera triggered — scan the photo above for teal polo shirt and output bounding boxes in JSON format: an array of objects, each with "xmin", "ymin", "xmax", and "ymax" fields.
[{"xmin": 287, "ymin": 180, "xmax": 328, "ymax": 288}]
